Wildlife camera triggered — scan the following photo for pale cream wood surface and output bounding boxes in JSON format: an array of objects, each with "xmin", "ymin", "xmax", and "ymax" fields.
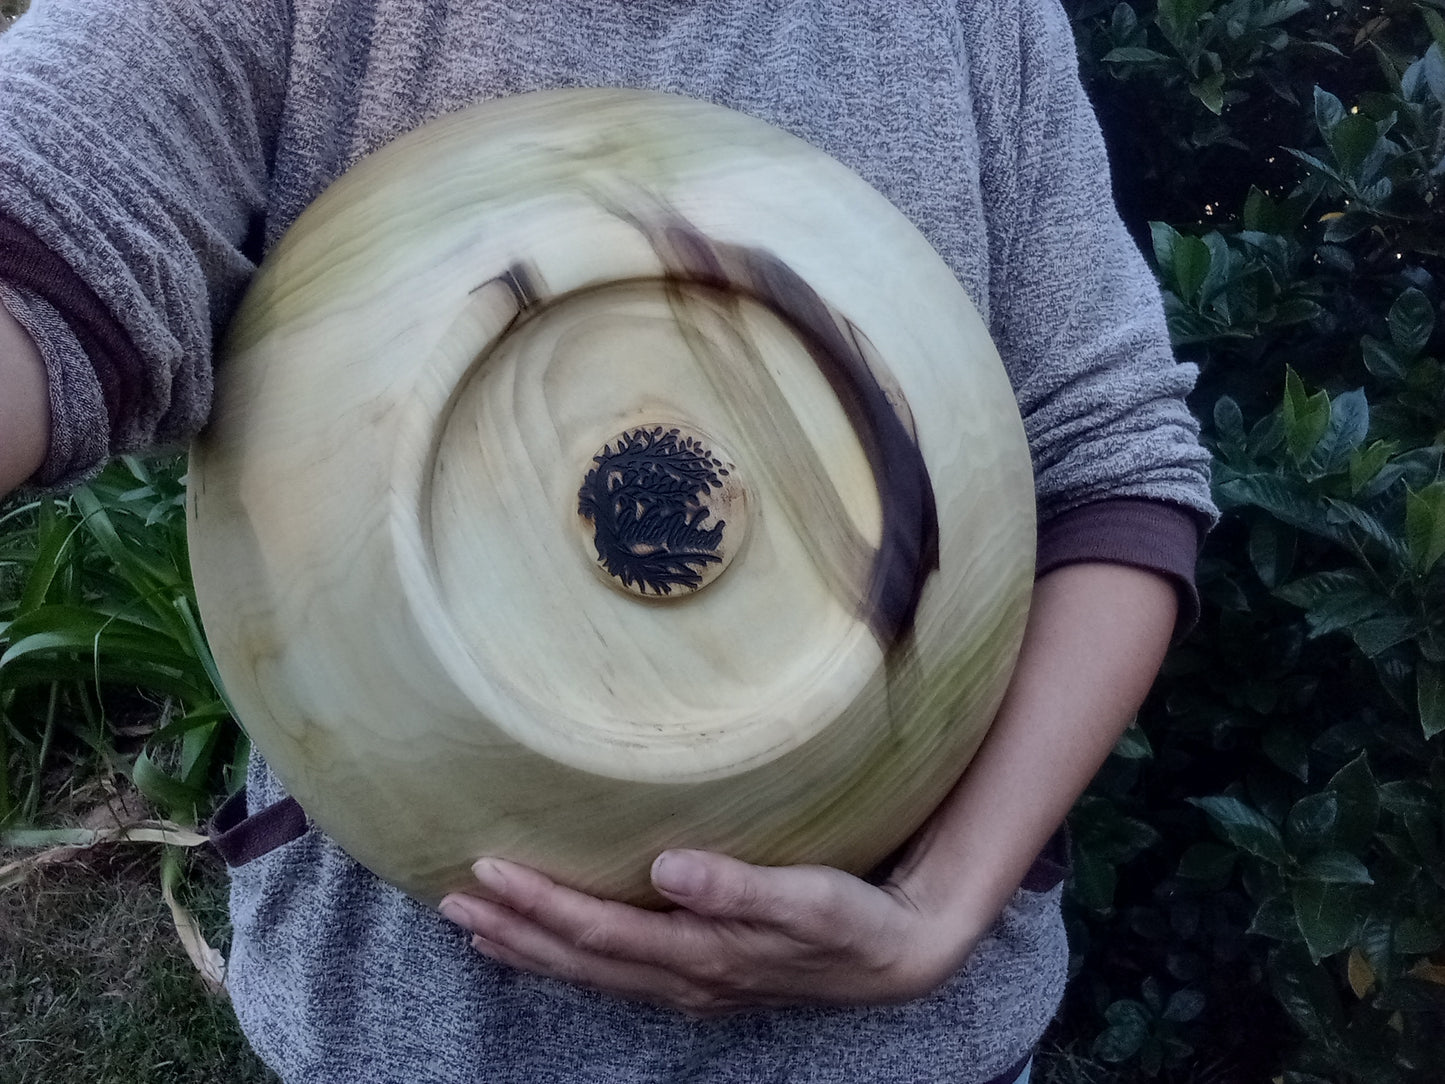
[{"xmin": 188, "ymin": 89, "xmax": 1035, "ymax": 906}]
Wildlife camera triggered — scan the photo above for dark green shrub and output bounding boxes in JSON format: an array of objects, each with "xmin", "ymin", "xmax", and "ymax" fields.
[{"xmin": 1061, "ymin": 1, "xmax": 1444, "ymax": 1080}]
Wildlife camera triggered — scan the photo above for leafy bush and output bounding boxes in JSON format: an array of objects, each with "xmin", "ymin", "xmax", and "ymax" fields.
[
  {"xmin": 0, "ymin": 458, "xmax": 243, "ymax": 827},
  {"xmin": 1060, "ymin": 0, "xmax": 1445, "ymax": 1080}
]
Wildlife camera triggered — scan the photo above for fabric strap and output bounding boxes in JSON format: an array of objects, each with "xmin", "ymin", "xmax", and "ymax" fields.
[{"xmin": 209, "ymin": 787, "xmax": 307, "ymax": 866}]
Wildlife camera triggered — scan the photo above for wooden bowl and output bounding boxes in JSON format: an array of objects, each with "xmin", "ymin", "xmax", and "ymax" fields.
[{"xmin": 188, "ymin": 89, "xmax": 1035, "ymax": 907}]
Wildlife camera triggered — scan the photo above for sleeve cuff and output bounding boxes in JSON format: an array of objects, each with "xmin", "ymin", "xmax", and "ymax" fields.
[
  {"xmin": 0, "ymin": 280, "xmax": 109, "ymax": 488},
  {"xmin": 0, "ymin": 214, "xmax": 146, "ymax": 485},
  {"xmin": 1036, "ymin": 498, "xmax": 1205, "ymax": 636}
]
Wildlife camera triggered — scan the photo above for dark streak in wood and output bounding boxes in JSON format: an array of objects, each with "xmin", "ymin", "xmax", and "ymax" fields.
[{"xmin": 639, "ymin": 215, "xmax": 940, "ymax": 650}]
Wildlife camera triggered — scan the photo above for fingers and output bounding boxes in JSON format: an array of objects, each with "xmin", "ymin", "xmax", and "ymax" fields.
[
  {"xmin": 458, "ymin": 859, "xmax": 707, "ymax": 968},
  {"xmin": 651, "ymin": 850, "xmax": 845, "ymax": 933},
  {"xmin": 436, "ymin": 855, "xmax": 930, "ymax": 1012},
  {"xmin": 443, "ymin": 893, "xmax": 740, "ymax": 1016},
  {"xmin": 439, "ymin": 878, "xmax": 797, "ymax": 1017}
]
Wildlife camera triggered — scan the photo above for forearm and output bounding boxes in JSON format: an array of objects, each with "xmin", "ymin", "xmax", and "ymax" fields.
[
  {"xmin": 892, "ymin": 562, "xmax": 1178, "ymax": 955},
  {"xmin": 0, "ymin": 300, "xmax": 49, "ymax": 494}
]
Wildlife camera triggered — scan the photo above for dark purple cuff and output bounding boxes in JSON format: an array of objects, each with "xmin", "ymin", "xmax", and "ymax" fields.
[
  {"xmin": 208, "ymin": 788, "xmax": 308, "ymax": 866},
  {"xmin": 1019, "ymin": 824, "xmax": 1071, "ymax": 893},
  {"xmin": 0, "ymin": 214, "xmax": 143, "ymax": 446},
  {"xmin": 1037, "ymin": 498, "xmax": 1205, "ymax": 636}
]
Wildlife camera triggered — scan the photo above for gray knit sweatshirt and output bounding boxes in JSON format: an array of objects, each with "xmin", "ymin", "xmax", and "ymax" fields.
[{"xmin": 0, "ymin": 1, "xmax": 1214, "ymax": 1081}]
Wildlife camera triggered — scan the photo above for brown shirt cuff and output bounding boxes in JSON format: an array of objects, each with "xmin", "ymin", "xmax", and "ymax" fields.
[{"xmin": 1037, "ymin": 498, "xmax": 1205, "ymax": 636}]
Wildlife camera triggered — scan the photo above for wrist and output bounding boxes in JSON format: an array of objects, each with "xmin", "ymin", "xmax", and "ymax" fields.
[
  {"xmin": 0, "ymin": 298, "xmax": 49, "ymax": 493},
  {"xmin": 891, "ymin": 838, "xmax": 1032, "ymax": 957}
]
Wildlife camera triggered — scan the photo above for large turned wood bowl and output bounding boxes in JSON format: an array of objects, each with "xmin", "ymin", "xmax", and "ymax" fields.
[{"xmin": 188, "ymin": 89, "xmax": 1036, "ymax": 907}]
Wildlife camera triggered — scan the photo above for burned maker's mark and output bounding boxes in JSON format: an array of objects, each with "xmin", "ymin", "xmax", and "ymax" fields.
[{"xmin": 579, "ymin": 426, "xmax": 731, "ymax": 596}]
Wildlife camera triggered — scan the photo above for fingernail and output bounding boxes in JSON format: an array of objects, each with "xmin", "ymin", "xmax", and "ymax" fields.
[
  {"xmin": 439, "ymin": 898, "xmax": 470, "ymax": 927},
  {"xmin": 472, "ymin": 858, "xmax": 509, "ymax": 894},
  {"xmin": 652, "ymin": 851, "xmax": 705, "ymax": 896}
]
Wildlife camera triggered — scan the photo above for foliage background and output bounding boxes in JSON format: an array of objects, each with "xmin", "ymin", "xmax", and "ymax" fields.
[
  {"xmin": 1, "ymin": 0, "xmax": 1442, "ymax": 1082},
  {"xmin": 1056, "ymin": 0, "xmax": 1445, "ymax": 1080}
]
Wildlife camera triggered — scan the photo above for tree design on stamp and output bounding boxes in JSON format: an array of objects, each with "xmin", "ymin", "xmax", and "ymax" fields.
[{"xmin": 578, "ymin": 427, "xmax": 731, "ymax": 596}]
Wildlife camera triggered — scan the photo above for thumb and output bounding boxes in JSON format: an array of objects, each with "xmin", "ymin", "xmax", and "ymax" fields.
[{"xmin": 650, "ymin": 849, "xmax": 838, "ymax": 926}]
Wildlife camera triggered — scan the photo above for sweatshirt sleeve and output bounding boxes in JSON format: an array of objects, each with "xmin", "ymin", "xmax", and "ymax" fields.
[
  {"xmin": 958, "ymin": 0, "xmax": 1216, "ymax": 623},
  {"xmin": 0, "ymin": 0, "xmax": 290, "ymax": 485}
]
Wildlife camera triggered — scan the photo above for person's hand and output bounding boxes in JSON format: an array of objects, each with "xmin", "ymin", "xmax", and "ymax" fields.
[
  {"xmin": 437, "ymin": 566, "xmax": 1182, "ymax": 1019},
  {"xmin": 437, "ymin": 850, "xmax": 980, "ymax": 1017}
]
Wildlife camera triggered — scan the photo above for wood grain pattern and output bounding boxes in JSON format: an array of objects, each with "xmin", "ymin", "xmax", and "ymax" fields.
[{"xmin": 188, "ymin": 90, "xmax": 1036, "ymax": 906}]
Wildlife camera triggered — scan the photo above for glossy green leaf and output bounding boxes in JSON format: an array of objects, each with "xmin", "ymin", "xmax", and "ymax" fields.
[
  {"xmin": 1287, "ymin": 792, "xmax": 1340, "ymax": 851},
  {"xmin": 1328, "ymin": 501, "xmax": 1410, "ymax": 563},
  {"xmin": 1361, "ymin": 334, "xmax": 1407, "ymax": 382},
  {"xmin": 1110, "ymin": 2, "xmax": 1139, "ymax": 40},
  {"xmin": 1322, "ymin": 211, "xmax": 1370, "ymax": 242},
  {"xmin": 1189, "ymin": 73, "xmax": 1225, "ymax": 114},
  {"xmin": 1292, "ymin": 881, "xmax": 1362, "ymax": 962},
  {"xmin": 1156, "ymin": 0, "xmax": 1206, "ymax": 50},
  {"xmin": 1113, "ymin": 721, "xmax": 1154, "ymax": 759},
  {"xmin": 1217, "ymin": 475, "xmax": 1330, "ymax": 534},
  {"xmin": 1310, "ymin": 389, "xmax": 1369, "ymax": 472},
  {"xmin": 1387, "ymin": 288, "xmax": 1435, "ymax": 357},
  {"xmin": 1282, "ymin": 369, "xmax": 1331, "ymax": 464},
  {"xmin": 1312, "ymin": 85, "xmax": 1346, "ymax": 136},
  {"xmin": 1301, "ymin": 852, "xmax": 1374, "ymax": 884},
  {"xmin": 1349, "ymin": 616, "xmax": 1414, "ymax": 657},
  {"xmin": 1093, "ymin": 999, "xmax": 1151, "ymax": 1062},
  {"xmin": 1172, "ymin": 235, "xmax": 1212, "ymax": 303},
  {"xmin": 1149, "ymin": 221, "xmax": 1179, "ymax": 274},
  {"xmin": 1274, "ymin": 569, "xmax": 1371, "ymax": 608},
  {"xmin": 0, "ymin": 606, "xmax": 197, "ymax": 675},
  {"xmin": 1348, "ymin": 439, "xmax": 1397, "ymax": 494},
  {"xmin": 1304, "ymin": 587, "xmax": 1388, "ymax": 638},
  {"xmin": 1189, "ymin": 795, "xmax": 1288, "ymax": 864},
  {"xmin": 1248, "ymin": 519, "xmax": 1295, "ymax": 589},
  {"xmin": 1325, "ymin": 754, "xmax": 1380, "ymax": 853},
  {"xmin": 1273, "ymin": 569, "xmax": 1390, "ymax": 638},
  {"xmin": 1405, "ymin": 482, "xmax": 1445, "ymax": 575},
  {"xmin": 1161, "ymin": 987, "xmax": 1206, "ymax": 1022},
  {"xmin": 1358, "ymin": 914, "xmax": 1395, "ymax": 976},
  {"xmin": 1252, "ymin": 894, "xmax": 1305, "ymax": 942},
  {"xmin": 1242, "ymin": 186, "xmax": 1276, "ymax": 232},
  {"xmin": 1418, "ymin": 661, "xmax": 1445, "ymax": 740},
  {"xmin": 1274, "ymin": 298, "xmax": 1323, "ymax": 326},
  {"xmin": 1328, "ymin": 113, "xmax": 1381, "ymax": 178},
  {"xmin": 1213, "ymin": 394, "xmax": 1245, "ymax": 447}
]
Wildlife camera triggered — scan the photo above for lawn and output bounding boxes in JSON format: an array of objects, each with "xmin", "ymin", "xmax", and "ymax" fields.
[{"xmin": 2, "ymin": 838, "xmax": 277, "ymax": 1084}]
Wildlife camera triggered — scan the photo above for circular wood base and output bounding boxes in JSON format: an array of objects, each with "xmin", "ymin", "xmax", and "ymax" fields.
[{"xmin": 188, "ymin": 90, "xmax": 1036, "ymax": 906}]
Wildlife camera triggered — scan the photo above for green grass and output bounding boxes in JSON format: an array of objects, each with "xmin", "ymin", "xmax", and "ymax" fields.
[{"xmin": 0, "ymin": 844, "xmax": 277, "ymax": 1083}]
